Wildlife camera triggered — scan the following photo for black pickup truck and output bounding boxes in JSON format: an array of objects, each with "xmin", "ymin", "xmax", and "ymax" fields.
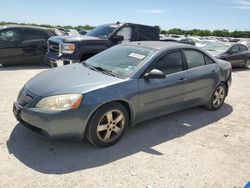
[{"xmin": 47, "ymin": 22, "xmax": 160, "ymax": 67}]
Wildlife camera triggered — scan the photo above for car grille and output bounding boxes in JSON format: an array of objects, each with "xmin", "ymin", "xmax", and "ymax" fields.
[
  {"xmin": 17, "ymin": 90, "xmax": 33, "ymax": 107},
  {"xmin": 48, "ymin": 40, "xmax": 61, "ymax": 56}
]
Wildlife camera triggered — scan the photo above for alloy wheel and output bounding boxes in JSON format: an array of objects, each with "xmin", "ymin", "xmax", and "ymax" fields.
[
  {"xmin": 212, "ymin": 86, "xmax": 225, "ymax": 108},
  {"xmin": 96, "ymin": 109, "xmax": 125, "ymax": 142}
]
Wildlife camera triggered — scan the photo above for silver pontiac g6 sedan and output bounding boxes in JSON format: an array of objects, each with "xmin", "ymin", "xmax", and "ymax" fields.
[{"xmin": 13, "ymin": 42, "xmax": 232, "ymax": 147}]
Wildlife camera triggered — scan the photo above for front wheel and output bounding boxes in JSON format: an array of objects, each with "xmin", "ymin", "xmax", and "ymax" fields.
[
  {"xmin": 42, "ymin": 53, "xmax": 50, "ymax": 66},
  {"xmin": 86, "ymin": 102, "xmax": 129, "ymax": 147},
  {"xmin": 206, "ymin": 83, "xmax": 227, "ymax": 111}
]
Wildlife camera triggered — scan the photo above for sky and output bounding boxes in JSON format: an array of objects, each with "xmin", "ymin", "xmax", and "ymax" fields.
[{"xmin": 1, "ymin": 0, "xmax": 250, "ymax": 31}]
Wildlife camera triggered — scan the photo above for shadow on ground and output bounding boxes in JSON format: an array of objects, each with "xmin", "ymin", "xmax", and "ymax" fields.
[
  {"xmin": 0, "ymin": 65, "xmax": 49, "ymax": 71},
  {"xmin": 7, "ymin": 104, "xmax": 233, "ymax": 174},
  {"xmin": 232, "ymin": 67, "xmax": 250, "ymax": 72}
]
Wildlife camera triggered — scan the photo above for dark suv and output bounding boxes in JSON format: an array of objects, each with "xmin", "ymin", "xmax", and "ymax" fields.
[
  {"xmin": 47, "ymin": 22, "xmax": 160, "ymax": 67},
  {"xmin": 0, "ymin": 25, "xmax": 60, "ymax": 67}
]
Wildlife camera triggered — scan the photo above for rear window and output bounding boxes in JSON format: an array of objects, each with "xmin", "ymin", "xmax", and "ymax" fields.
[
  {"xmin": 184, "ymin": 50, "xmax": 205, "ymax": 69},
  {"xmin": 240, "ymin": 45, "xmax": 248, "ymax": 52},
  {"xmin": 204, "ymin": 55, "xmax": 215, "ymax": 65}
]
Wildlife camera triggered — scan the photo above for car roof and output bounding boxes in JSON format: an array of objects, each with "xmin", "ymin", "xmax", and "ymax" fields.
[
  {"xmin": 0, "ymin": 25, "xmax": 53, "ymax": 31},
  {"xmin": 96, "ymin": 22, "xmax": 157, "ymax": 29},
  {"xmin": 125, "ymin": 41, "xmax": 196, "ymax": 51}
]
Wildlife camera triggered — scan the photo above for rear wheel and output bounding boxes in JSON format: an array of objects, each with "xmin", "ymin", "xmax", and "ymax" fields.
[
  {"xmin": 206, "ymin": 83, "xmax": 227, "ymax": 111},
  {"xmin": 86, "ymin": 102, "xmax": 129, "ymax": 147},
  {"xmin": 244, "ymin": 59, "xmax": 250, "ymax": 69}
]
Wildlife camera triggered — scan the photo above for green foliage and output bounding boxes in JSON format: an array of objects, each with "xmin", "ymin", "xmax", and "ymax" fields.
[
  {"xmin": 0, "ymin": 21, "xmax": 95, "ymax": 31},
  {"xmin": 167, "ymin": 28, "xmax": 185, "ymax": 35},
  {"xmin": 75, "ymin": 25, "xmax": 95, "ymax": 31},
  {"xmin": 163, "ymin": 28, "xmax": 250, "ymax": 38},
  {"xmin": 160, "ymin": 30, "xmax": 167, "ymax": 35}
]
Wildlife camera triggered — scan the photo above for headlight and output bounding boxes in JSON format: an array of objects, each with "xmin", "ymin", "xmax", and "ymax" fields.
[
  {"xmin": 35, "ymin": 94, "xmax": 83, "ymax": 111},
  {"xmin": 61, "ymin": 43, "xmax": 75, "ymax": 54}
]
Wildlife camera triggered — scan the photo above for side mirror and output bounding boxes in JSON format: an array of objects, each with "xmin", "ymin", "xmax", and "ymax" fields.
[
  {"xmin": 112, "ymin": 35, "xmax": 124, "ymax": 43},
  {"xmin": 144, "ymin": 69, "xmax": 165, "ymax": 80}
]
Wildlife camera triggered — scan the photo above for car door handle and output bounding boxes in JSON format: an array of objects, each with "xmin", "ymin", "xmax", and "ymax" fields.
[
  {"xmin": 179, "ymin": 77, "xmax": 186, "ymax": 81},
  {"xmin": 212, "ymin": 70, "xmax": 216, "ymax": 73}
]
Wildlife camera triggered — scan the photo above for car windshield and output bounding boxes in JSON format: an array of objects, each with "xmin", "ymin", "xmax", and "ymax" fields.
[
  {"xmin": 202, "ymin": 42, "xmax": 231, "ymax": 53},
  {"xmin": 86, "ymin": 24, "xmax": 120, "ymax": 39},
  {"xmin": 84, "ymin": 45, "xmax": 156, "ymax": 78}
]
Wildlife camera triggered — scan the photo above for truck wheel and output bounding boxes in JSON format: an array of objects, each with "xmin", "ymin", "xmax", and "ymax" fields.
[
  {"xmin": 205, "ymin": 83, "xmax": 227, "ymax": 111},
  {"xmin": 86, "ymin": 102, "xmax": 129, "ymax": 147},
  {"xmin": 244, "ymin": 59, "xmax": 250, "ymax": 69},
  {"xmin": 42, "ymin": 53, "xmax": 50, "ymax": 66}
]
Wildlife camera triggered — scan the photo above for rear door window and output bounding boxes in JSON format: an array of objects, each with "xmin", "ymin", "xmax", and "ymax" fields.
[
  {"xmin": 240, "ymin": 45, "xmax": 248, "ymax": 52},
  {"xmin": 183, "ymin": 50, "xmax": 205, "ymax": 69}
]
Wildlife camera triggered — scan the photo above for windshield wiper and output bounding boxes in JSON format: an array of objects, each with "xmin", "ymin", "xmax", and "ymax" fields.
[
  {"xmin": 82, "ymin": 62, "xmax": 119, "ymax": 78},
  {"xmin": 82, "ymin": 62, "xmax": 98, "ymax": 71},
  {"xmin": 206, "ymin": 49, "xmax": 216, "ymax": 52},
  {"xmin": 92, "ymin": 66, "xmax": 119, "ymax": 78}
]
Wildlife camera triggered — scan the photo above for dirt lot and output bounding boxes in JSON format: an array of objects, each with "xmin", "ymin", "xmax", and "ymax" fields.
[{"xmin": 0, "ymin": 66, "xmax": 250, "ymax": 188}]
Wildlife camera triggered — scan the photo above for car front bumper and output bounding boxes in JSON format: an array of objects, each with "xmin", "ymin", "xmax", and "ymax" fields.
[{"xmin": 13, "ymin": 101, "xmax": 94, "ymax": 140}]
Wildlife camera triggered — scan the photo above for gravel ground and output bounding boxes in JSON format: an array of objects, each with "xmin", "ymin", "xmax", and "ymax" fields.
[{"xmin": 0, "ymin": 66, "xmax": 250, "ymax": 188}]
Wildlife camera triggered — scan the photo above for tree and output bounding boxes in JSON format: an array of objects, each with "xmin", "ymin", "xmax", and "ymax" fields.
[
  {"xmin": 160, "ymin": 30, "xmax": 167, "ymax": 35},
  {"xmin": 167, "ymin": 28, "xmax": 185, "ymax": 35}
]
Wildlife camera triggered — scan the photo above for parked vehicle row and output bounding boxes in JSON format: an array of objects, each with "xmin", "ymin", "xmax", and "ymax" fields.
[
  {"xmin": 13, "ymin": 42, "xmax": 232, "ymax": 147},
  {"xmin": 1, "ymin": 23, "xmax": 250, "ymax": 69},
  {"xmin": 0, "ymin": 25, "xmax": 62, "ymax": 66}
]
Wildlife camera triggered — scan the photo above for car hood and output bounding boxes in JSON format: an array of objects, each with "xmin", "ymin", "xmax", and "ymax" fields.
[
  {"xmin": 25, "ymin": 64, "xmax": 122, "ymax": 97},
  {"xmin": 49, "ymin": 35, "xmax": 102, "ymax": 43}
]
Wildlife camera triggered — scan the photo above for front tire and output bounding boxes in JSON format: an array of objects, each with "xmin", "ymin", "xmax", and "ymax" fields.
[
  {"xmin": 206, "ymin": 83, "xmax": 227, "ymax": 111},
  {"xmin": 42, "ymin": 53, "xmax": 50, "ymax": 66},
  {"xmin": 86, "ymin": 102, "xmax": 129, "ymax": 147}
]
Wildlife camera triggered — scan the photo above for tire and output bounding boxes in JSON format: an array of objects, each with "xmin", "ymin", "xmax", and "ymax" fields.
[
  {"xmin": 86, "ymin": 102, "xmax": 129, "ymax": 147},
  {"xmin": 244, "ymin": 59, "xmax": 250, "ymax": 69},
  {"xmin": 42, "ymin": 53, "xmax": 50, "ymax": 66},
  {"xmin": 206, "ymin": 83, "xmax": 227, "ymax": 111}
]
